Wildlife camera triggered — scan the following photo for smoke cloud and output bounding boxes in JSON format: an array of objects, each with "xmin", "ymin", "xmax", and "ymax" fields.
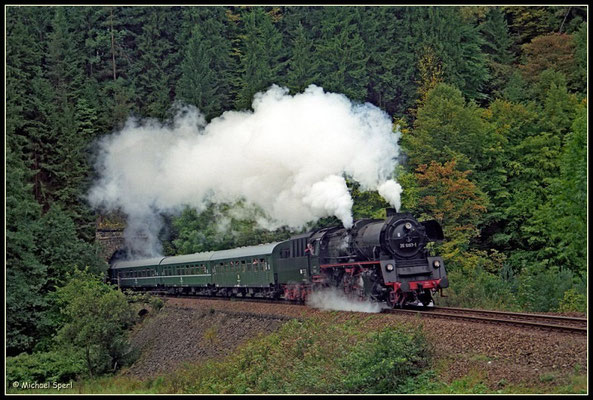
[{"xmin": 88, "ymin": 84, "xmax": 403, "ymax": 257}]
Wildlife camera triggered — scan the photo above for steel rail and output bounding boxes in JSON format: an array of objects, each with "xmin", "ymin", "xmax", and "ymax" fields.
[{"xmin": 382, "ymin": 308, "xmax": 587, "ymax": 334}]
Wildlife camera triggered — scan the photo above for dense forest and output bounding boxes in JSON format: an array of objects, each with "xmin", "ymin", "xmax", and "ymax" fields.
[{"xmin": 5, "ymin": 5, "xmax": 587, "ymax": 378}]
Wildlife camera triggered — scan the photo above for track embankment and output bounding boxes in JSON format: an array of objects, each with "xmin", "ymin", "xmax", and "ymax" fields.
[{"xmin": 127, "ymin": 297, "xmax": 587, "ymax": 389}]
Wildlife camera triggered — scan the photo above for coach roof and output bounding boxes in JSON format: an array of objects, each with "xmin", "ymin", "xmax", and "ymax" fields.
[{"xmin": 111, "ymin": 256, "xmax": 166, "ymax": 269}]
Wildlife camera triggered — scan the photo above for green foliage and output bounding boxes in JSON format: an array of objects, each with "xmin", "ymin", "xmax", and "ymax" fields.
[
  {"xmin": 572, "ymin": 22, "xmax": 587, "ymax": 95},
  {"xmin": 360, "ymin": 7, "xmax": 417, "ymax": 115},
  {"xmin": 176, "ymin": 7, "xmax": 233, "ymax": 120},
  {"xmin": 171, "ymin": 204, "xmax": 292, "ymax": 255},
  {"xmin": 437, "ymin": 253, "xmax": 518, "ymax": 311},
  {"xmin": 515, "ymin": 265, "xmax": 577, "ymax": 312},
  {"xmin": 522, "ymin": 108, "xmax": 586, "ymax": 276},
  {"xmin": 6, "ymin": 350, "xmax": 86, "ymax": 386},
  {"xmin": 316, "ymin": 7, "xmax": 369, "ymax": 101},
  {"xmin": 557, "ymin": 288, "xmax": 587, "ymax": 313},
  {"xmin": 403, "ymin": 83, "xmax": 492, "ymax": 173},
  {"xmin": 504, "ymin": 6, "xmax": 564, "ymax": 47},
  {"xmin": 130, "ymin": 7, "xmax": 181, "ymax": 120},
  {"xmin": 409, "ymin": 7, "xmax": 489, "ymax": 102},
  {"xmin": 479, "ymin": 7, "xmax": 515, "ymax": 99},
  {"xmin": 56, "ymin": 269, "xmax": 137, "ymax": 377},
  {"xmin": 234, "ymin": 7, "xmax": 286, "ymax": 110},
  {"xmin": 285, "ymin": 22, "xmax": 320, "ymax": 94},
  {"xmin": 37, "ymin": 205, "xmax": 107, "ymax": 288},
  {"xmin": 6, "ymin": 144, "xmax": 48, "ymax": 355},
  {"xmin": 340, "ymin": 327, "xmax": 431, "ymax": 393}
]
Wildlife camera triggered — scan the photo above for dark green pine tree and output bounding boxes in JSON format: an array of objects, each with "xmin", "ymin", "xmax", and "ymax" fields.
[
  {"xmin": 285, "ymin": 22, "xmax": 320, "ymax": 94},
  {"xmin": 6, "ymin": 144, "xmax": 48, "ymax": 355},
  {"xmin": 42, "ymin": 7, "xmax": 96, "ymax": 235},
  {"xmin": 130, "ymin": 7, "xmax": 182, "ymax": 119},
  {"xmin": 176, "ymin": 7, "xmax": 233, "ymax": 120},
  {"xmin": 360, "ymin": 6, "xmax": 417, "ymax": 116},
  {"xmin": 479, "ymin": 7, "xmax": 515, "ymax": 100},
  {"xmin": 6, "ymin": 6, "xmax": 52, "ymax": 157},
  {"xmin": 409, "ymin": 7, "xmax": 490, "ymax": 102},
  {"xmin": 80, "ymin": 6, "xmax": 137, "ymax": 129},
  {"xmin": 316, "ymin": 7, "xmax": 369, "ymax": 102},
  {"xmin": 234, "ymin": 7, "xmax": 286, "ymax": 110}
]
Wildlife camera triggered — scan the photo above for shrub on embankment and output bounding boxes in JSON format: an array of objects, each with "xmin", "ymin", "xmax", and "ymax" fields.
[{"xmin": 162, "ymin": 316, "xmax": 432, "ymax": 394}]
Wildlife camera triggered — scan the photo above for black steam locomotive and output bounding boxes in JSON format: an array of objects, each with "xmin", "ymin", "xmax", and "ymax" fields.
[{"xmin": 110, "ymin": 209, "xmax": 448, "ymax": 308}]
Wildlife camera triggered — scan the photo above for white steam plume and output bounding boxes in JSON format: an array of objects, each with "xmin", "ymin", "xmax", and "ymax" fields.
[
  {"xmin": 88, "ymin": 85, "xmax": 403, "ymax": 257},
  {"xmin": 306, "ymin": 287, "xmax": 387, "ymax": 313}
]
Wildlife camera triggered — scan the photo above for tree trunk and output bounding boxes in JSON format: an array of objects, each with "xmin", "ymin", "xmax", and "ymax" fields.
[
  {"xmin": 110, "ymin": 7, "xmax": 116, "ymax": 81},
  {"xmin": 86, "ymin": 346, "xmax": 94, "ymax": 379}
]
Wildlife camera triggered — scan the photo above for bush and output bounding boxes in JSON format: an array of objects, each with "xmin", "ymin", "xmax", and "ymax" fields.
[
  {"xmin": 437, "ymin": 250, "xmax": 518, "ymax": 311},
  {"xmin": 161, "ymin": 317, "xmax": 433, "ymax": 394},
  {"xmin": 56, "ymin": 269, "xmax": 137, "ymax": 377},
  {"xmin": 515, "ymin": 265, "xmax": 576, "ymax": 312},
  {"xmin": 558, "ymin": 288, "xmax": 586, "ymax": 313},
  {"xmin": 6, "ymin": 349, "xmax": 86, "ymax": 386},
  {"xmin": 341, "ymin": 326, "xmax": 431, "ymax": 393}
]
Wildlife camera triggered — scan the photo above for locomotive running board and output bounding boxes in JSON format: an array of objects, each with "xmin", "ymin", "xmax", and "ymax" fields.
[{"xmin": 319, "ymin": 261, "xmax": 381, "ymax": 268}]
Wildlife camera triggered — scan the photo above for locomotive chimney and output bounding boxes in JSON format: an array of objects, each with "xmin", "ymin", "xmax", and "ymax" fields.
[{"xmin": 386, "ymin": 207, "xmax": 397, "ymax": 217}]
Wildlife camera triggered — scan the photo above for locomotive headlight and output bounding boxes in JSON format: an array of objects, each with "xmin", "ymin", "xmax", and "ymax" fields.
[
  {"xmin": 386, "ymin": 264, "xmax": 394, "ymax": 272},
  {"xmin": 433, "ymin": 260, "xmax": 441, "ymax": 268},
  {"xmin": 404, "ymin": 222, "xmax": 412, "ymax": 230}
]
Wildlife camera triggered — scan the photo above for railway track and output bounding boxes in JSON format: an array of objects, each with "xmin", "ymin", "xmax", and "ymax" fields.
[
  {"xmin": 382, "ymin": 306, "xmax": 587, "ymax": 335},
  {"xmin": 153, "ymin": 292, "xmax": 587, "ymax": 334}
]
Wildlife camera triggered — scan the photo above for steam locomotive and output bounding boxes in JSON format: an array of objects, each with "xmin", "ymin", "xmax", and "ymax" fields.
[{"xmin": 109, "ymin": 209, "xmax": 448, "ymax": 308}]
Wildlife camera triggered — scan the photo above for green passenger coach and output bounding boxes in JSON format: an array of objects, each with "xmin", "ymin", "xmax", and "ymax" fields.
[{"xmin": 111, "ymin": 242, "xmax": 284, "ymax": 298}]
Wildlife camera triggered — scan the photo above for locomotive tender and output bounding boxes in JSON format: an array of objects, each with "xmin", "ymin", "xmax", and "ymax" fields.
[{"xmin": 109, "ymin": 209, "xmax": 448, "ymax": 307}]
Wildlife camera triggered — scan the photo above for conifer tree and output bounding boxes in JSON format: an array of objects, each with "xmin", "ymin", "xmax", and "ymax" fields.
[
  {"xmin": 360, "ymin": 7, "xmax": 417, "ymax": 115},
  {"xmin": 176, "ymin": 7, "xmax": 233, "ymax": 120},
  {"xmin": 234, "ymin": 7, "xmax": 286, "ymax": 110},
  {"xmin": 285, "ymin": 22, "xmax": 320, "ymax": 94},
  {"xmin": 479, "ymin": 7, "xmax": 515, "ymax": 99},
  {"xmin": 316, "ymin": 7, "xmax": 369, "ymax": 101},
  {"xmin": 130, "ymin": 7, "xmax": 182, "ymax": 119},
  {"xmin": 409, "ymin": 7, "xmax": 489, "ymax": 102}
]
